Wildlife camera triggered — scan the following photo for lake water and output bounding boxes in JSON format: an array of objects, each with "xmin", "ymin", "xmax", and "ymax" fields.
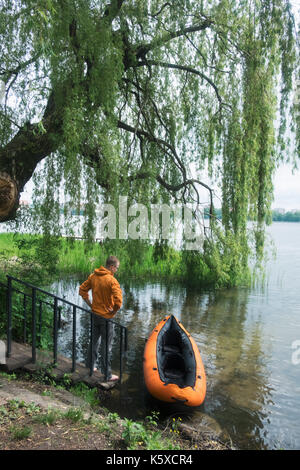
[{"xmin": 50, "ymin": 222, "xmax": 300, "ymax": 450}]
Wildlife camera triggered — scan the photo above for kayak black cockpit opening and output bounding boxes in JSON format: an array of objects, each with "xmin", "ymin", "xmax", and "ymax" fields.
[{"xmin": 156, "ymin": 315, "xmax": 196, "ymax": 388}]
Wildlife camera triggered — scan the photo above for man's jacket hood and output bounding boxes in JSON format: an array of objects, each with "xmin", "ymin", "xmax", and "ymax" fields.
[{"xmin": 94, "ymin": 266, "xmax": 113, "ymax": 276}]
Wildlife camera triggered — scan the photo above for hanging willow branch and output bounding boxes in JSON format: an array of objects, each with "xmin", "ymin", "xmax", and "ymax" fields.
[{"xmin": 135, "ymin": 60, "xmax": 228, "ymax": 109}]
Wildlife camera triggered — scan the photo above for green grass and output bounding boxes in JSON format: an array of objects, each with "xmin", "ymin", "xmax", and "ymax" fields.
[
  {"xmin": 0, "ymin": 232, "xmax": 35, "ymax": 258},
  {"xmin": 57, "ymin": 238, "xmax": 104, "ymax": 274},
  {"xmin": 0, "ymin": 232, "xmax": 183, "ymax": 281},
  {"xmin": 63, "ymin": 407, "xmax": 84, "ymax": 423},
  {"xmin": 0, "ymin": 231, "xmax": 251, "ymax": 289},
  {"xmin": 33, "ymin": 409, "xmax": 60, "ymax": 425},
  {"xmin": 69, "ymin": 382, "xmax": 101, "ymax": 409},
  {"xmin": 56, "ymin": 237, "xmax": 183, "ymax": 281},
  {"xmin": 9, "ymin": 424, "xmax": 32, "ymax": 440},
  {"xmin": 121, "ymin": 417, "xmax": 181, "ymax": 450}
]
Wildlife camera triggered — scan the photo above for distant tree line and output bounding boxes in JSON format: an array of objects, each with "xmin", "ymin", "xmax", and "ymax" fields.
[
  {"xmin": 204, "ymin": 208, "xmax": 300, "ymax": 222},
  {"xmin": 272, "ymin": 210, "xmax": 300, "ymax": 222}
]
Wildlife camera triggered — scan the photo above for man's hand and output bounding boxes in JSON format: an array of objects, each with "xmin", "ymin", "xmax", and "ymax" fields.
[{"xmin": 108, "ymin": 307, "xmax": 118, "ymax": 314}]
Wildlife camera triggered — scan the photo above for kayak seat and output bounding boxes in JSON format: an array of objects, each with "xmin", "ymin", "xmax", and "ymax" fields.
[
  {"xmin": 162, "ymin": 352, "xmax": 186, "ymax": 385},
  {"xmin": 162, "ymin": 328, "xmax": 183, "ymax": 355},
  {"xmin": 164, "ymin": 368, "xmax": 185, "ymax": 379},
  {"xmin": 163, "ymin": 344, "xmax": 181, "ymax": 354}
]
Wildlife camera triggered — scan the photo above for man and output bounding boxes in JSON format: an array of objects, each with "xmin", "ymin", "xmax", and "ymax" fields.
[{"xmin": 79, "ymin": 255, "xmax": 122, "ymax": 381}]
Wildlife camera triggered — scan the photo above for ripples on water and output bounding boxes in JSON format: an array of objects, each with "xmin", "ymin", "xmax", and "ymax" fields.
[{"xmin": 51, "ymin": 222, "xmax": 300, "ymax": 450}]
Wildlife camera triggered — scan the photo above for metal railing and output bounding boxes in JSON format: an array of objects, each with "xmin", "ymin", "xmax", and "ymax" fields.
[{"xmin": 0, "ymin": 276, "xmax": 127, "ymax": 382}]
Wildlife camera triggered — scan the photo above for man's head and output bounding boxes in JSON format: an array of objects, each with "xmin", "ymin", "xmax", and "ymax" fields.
[{"xmin": 105, "ymin": 255, "xmax": 120, "ymax": 275}]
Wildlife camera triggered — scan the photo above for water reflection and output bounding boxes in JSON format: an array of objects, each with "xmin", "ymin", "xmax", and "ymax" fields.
[
  {"xmin": 51, "ymin": 276, "xmax": 275, "ymax": 449},
  {"xmin": 178, "ymin": 286, "xmax": 274, "ymax": 449}
]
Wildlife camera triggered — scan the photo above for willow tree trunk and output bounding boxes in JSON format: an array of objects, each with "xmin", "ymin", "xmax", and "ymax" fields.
[
  {"xmin": 0, "ymin": 90, "xmax": 64, "ymax": 222},
  {"xmin": 0, "ymin": 127, "xmax": 58, "ymax": 222},
  {"xmin": 0, "ymin": 172, "xmax": 18, "ymax": 221}
]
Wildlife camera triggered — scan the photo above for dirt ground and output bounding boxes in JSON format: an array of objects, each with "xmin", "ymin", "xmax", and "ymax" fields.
[
  {"xmin": 0, "ymin": 413, "xmax": 117, "ymax": 450},
  {"xmin": 0, "ymin": 373, "xmax": 231, "ymax": 451},
  {"xmin": 0, "ymin": 374, "xmax": 121, "ymax": 450}
]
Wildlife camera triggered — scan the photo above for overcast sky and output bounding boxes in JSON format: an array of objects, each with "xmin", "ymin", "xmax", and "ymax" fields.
[{"xmin": 272, "ymin": 164, "xmax": 300, "ymax": 210}]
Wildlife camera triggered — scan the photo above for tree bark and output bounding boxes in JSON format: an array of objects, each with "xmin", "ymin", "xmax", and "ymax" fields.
[
  {"xmin": 0, "ymin": 172, "xmax": 18, "ymax": 222},
  {"xmin": 0, "ymin": 86, "xmax": 65, "ymax": 222},
  {"xmin": 0, "ymin": 115, "xmax": 62, "ymax": 222}
]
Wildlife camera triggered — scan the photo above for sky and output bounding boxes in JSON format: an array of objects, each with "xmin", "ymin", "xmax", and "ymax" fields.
[{"xmin": 272, "ymin": 164, "xmax": 300, "ymax": 210}]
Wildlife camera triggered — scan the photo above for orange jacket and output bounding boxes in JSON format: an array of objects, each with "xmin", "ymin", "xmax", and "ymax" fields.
[{"xmin": 79, "ymin": 266, "xmax": 123, "ymax": 319}]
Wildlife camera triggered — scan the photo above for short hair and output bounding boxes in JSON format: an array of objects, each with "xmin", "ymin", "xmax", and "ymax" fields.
[{"xmin": 105, "ymin": 255, "xmax": 120, "ymax": 267}]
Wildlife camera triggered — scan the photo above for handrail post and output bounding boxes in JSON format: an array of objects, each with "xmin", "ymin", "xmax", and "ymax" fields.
[
  {"xmin": 58, "ymin": 306, "xmax": 62, "ymax": 330},
  {"xmin": 39, "ymin": 300, "xmax": 42, "ymax": 344},
  {"xmin": 53, "ymin": 297, "xmax": 58, "ymax": 365},
  {"xmin": 6, "ymin": 276, "xmax": 12, "ymax": 358},
  {"xmin": 23, "ymin": 294, "xmax": 27, "ymax": 343},
  {"xmin": 31, "ymin": 287, "xmax": 36, "ymax": 364},
  {"xmin": 72, "ymin": 305, "xmax": 76, "ymax": 373}
]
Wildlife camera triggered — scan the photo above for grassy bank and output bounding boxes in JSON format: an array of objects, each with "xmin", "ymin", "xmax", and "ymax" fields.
[
  {"xmin": 0, "ymin": 232, "xmax": 242, "ymax": 288},
  {"xmin": 0, "ymin": 233, "xmax": 181, "ymax": 283}
]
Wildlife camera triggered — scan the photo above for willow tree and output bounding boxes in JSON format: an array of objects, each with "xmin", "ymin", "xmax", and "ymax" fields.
[{"xmin": 0, "ymin": 1, "xmax": 298, "ymax": 281}]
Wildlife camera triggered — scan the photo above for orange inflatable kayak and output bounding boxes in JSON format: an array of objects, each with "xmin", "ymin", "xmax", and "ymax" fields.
[{"xmin": 143, "ymin": 315, "xmax": 206, "ymax": 406}]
